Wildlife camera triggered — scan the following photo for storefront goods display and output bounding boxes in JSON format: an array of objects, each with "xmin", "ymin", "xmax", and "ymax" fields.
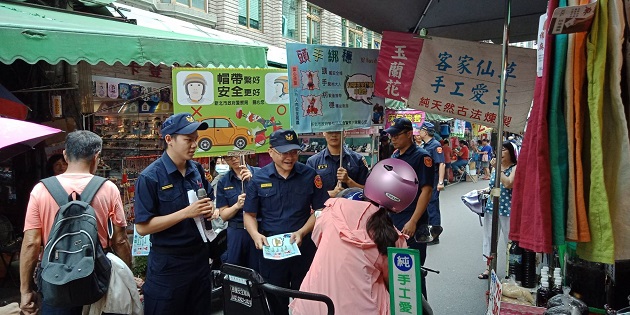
[{"xmin": 121, "ymin": 155, "xmax": 160, "ymax": 224}]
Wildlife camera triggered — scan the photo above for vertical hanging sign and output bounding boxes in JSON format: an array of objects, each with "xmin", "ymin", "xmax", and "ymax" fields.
[
  {"xmin": 388, "ymin": 247, "xmax": 422, "ymax": 315},
  {"xmin": 375, "ymin": 31, "xmax": 424, "ymax": 101}
]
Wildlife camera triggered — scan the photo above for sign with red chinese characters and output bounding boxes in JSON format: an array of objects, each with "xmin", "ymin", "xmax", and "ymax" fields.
[
  {"xmin": 384, "ymin": 109, "xmax": 425, "ymax": 130},
  {"xmin": 375, "ymin": 31, "xmax": 424, "ymax": 101},
  {"xmin": 406, "ymin": 37, "xmax": 536, "ymax": 133}
]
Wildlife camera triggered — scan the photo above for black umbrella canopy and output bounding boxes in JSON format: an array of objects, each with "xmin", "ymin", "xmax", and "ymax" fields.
[{"xmin": 308, "ymin": 0, "xmax": 548, "ymax": 43}]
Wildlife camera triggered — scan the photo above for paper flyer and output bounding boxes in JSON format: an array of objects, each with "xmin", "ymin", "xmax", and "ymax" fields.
[{"xmin": 262, "ymin": 233, "xmax": 301, "ymax": 260}]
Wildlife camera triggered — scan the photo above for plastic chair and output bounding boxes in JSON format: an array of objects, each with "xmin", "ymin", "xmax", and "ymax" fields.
[{"xmin": 217, "ymin": 263, "xmax": 335, "ymax": 315}]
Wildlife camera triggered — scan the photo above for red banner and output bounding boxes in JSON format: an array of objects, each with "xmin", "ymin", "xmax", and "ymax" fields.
[{"xmin": 374, "ymin": 31, "xmax": 424, "ymax": 101}]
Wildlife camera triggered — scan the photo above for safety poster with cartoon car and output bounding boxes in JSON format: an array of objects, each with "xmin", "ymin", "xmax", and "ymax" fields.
[
  {"xmin": 286, "ymin": 43, "xmax": 383, "ymax": 133},
  {"xmin": 172, "ymin": 68, "xmax": 290, "ymax": 157}
]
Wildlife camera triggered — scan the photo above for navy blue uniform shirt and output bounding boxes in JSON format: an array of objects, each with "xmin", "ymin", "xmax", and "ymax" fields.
[
  {"xmin": 244, "ymin": 162, "xmax": 328, "ymax": 234},
  {"xmin": 422, "ymin": 138, "xmax": 445, "ymax": 183},
  {"xmin": 134, "ymin": 152, "xmax": 211, "ymax": 247},
  {"xmin": 306, "ymin": 147, "xmax": 369, "ymax": 191},
  {"xmin": 216, "ymin": 165, "xmax": 259, "ymax": 223},
  {"xmin": 390, "ymin": 144, "xmax": 435, "ymax": 228}
]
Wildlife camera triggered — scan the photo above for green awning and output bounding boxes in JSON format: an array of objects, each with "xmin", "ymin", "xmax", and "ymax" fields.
[{"xmin": 0, "ymin": 2, "xmax": 268, "ymax": 68}]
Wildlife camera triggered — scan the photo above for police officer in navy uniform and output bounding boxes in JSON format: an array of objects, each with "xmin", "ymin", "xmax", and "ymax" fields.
[
  {"xmin": 134, "ymin": 113, "xmax": 217, "ymax": 315},
  {"xmin": 216, "ymin": 155, "xmax": 260, "ymax": 271},
  {"xmin": 385, "ymin": 117, "xmax": 434, "ymax": 299},
  {"xmin": 306, "ymin": 130, "xmax": 369, "ymax": 197},
  {"xmin": 243, "ymin": 129, "xmax": 328, "ymax": 315},
  {"xmin": 418, "ymin": 122, "xmax": 446, "ymax": 245}
]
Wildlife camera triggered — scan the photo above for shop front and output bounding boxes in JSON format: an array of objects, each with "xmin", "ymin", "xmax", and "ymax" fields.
[{"xmin": 0, "ymin": 1, "xmax": 267, "ymax": 246}]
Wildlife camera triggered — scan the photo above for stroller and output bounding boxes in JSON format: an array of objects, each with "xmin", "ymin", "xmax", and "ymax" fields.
[{"xmin": 461, "ymin": 190, "xmax": 489, "ymax": 226}]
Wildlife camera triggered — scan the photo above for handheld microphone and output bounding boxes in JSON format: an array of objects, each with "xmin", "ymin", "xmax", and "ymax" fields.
[{"xmin": 197, "ymin": 188, "xmax": 213, "ymax": 230}]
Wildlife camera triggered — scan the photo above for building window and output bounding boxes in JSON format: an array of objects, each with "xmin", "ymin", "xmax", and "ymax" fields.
[
  {"xmin": 166, "ymin": 0, "xmax": 206, "ymax": 11},
  {"xmin": 282, "ymin": 0, "xmax": 300, "ymax": 41},
  {"xmin": 367, "ymin": 31, "xmax": 381, "ymax": 49},
  {"xmin": 239, "ymin": 0, "xmax": 262, "ymax": 30},
  {"xmin": 306, "ymin": 5, "xmax": 321, "ymax": 44},
  {"xmin": 342, "ymin": 19, "xmax": 363, "ymax": 48}
]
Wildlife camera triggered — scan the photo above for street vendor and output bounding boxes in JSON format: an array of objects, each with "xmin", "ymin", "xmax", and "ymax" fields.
[
  {"xmin": 306, "ymin": 130, "xmax": 369, "ymax": 197},
  {"xmin": 243, "ymin": 129, "xmax": 328, "ymax": 315}
]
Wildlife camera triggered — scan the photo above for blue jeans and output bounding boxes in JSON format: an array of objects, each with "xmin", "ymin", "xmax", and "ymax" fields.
[{"xmin": 452, "ymin": 159, "xmax": 468, "ymax": 171}]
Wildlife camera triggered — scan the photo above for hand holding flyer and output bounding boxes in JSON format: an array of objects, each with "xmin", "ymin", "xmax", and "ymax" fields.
[{"xmin": 262, "ymin": 233, "xmax": 301, "ymax": 260}]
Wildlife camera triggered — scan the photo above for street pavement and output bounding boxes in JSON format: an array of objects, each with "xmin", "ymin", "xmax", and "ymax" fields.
[
  {"xmin": 211, "ymin": 179, "xmax": 506, "ymax": 315},
  {"xmin": 425, "ymin": 179, "xmax": 507, "ymax": 314}
]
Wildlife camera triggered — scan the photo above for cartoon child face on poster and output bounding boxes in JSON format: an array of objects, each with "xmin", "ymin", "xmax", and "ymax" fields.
[
  {"xmin": 175, "ymin": 71, "xmax": 214, "ymax": 105},
  {"xmin": 264, "ymin": 72, "xmax": 290, "ymax": 104}
]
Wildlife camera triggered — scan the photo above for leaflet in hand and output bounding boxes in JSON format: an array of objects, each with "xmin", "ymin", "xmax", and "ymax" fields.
[{"xmin": 262, "ymin": 233, "xmax": 301, "ymax": 260}]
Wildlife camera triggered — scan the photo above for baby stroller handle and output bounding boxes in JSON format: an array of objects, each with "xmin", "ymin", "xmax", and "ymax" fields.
[{"xmin": 261, "ymin": 283, "xmax": 335, "ymax": 315}]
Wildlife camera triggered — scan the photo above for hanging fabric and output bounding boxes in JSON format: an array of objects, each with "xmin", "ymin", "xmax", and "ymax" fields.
[
  {"xmin": 566, "ymin": 0, "xmax": 591, "ymax": 243},
  {"xmin": 577, "ymin": 0, "xmax": 615, "ymax": 264},
  {"xmin": 509, "ymin": 0, "xmax": 556, "ymax": 254},
  {"xmin": 548, "ymin": 0, "xmax": 569, "ymax": 246}
]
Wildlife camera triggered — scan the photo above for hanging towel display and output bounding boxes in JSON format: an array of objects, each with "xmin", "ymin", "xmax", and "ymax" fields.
[
  {"xmin": 577, "ymin": 0, "xmax": 615, "ymax": 264},
  {"xmin": 509, "ymin": 1, "xmax": 556, "ymax": 254}
]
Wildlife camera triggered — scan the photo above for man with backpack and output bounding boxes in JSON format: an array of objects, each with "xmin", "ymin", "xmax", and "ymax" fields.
[{"xmin": 19, "ymin": 130, "xmax": 131, "ymax": 315}]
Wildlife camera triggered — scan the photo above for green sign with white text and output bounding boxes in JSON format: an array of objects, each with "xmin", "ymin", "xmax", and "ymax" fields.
[
  {"xmin": 172, "ymin": 68, "xmax": 290, "ymax": 157},
  {"xmin": 388, "ymin": 247, "xmax": 422, "ymax": 315}
]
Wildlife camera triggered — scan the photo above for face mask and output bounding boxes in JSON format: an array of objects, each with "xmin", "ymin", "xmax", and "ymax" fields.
[{"xmin": 215, "ymin": 164, "xmax": 230, "ymax": 175}]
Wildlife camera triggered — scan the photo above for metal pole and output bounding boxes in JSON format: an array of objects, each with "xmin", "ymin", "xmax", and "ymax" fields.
[
  {"xmin": 337, "ymin": 129, "xmax": 344, "ymax": 189},
  {"xmin": 489, "ymin": 0, "xmax": 511, "ymax": 291}
]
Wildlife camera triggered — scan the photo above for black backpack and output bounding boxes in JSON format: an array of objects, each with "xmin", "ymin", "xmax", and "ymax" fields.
[{"xmin": 38, "ymin": 176, "xmax": 112, "ymax": 307}]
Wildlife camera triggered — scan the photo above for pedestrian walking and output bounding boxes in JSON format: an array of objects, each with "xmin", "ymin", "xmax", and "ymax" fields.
[{"xmin": 20, "ymin": 130, "xmax": 132, "ymax": 315}]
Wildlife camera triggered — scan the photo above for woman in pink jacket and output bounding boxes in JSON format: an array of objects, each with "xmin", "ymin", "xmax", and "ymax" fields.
[{"xmin": 290, "ymin": 158, "xmax": 418, "ymax": 315}]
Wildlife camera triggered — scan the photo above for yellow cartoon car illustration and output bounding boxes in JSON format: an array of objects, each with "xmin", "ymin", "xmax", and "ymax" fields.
[{"xmin": 197, "ymin": 116, "xmax": 253, "ymax": 150}]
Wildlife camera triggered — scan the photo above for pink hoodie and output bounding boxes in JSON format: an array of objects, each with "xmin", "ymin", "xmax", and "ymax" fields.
[{"xmin": 290, "ymin": 198, "xmax": 407, "ymax": 315}]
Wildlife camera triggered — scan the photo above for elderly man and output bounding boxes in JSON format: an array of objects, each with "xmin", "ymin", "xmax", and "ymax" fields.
[{"xmin": 20, "ymin": 130, "xmax": 131, "ymax": 315}]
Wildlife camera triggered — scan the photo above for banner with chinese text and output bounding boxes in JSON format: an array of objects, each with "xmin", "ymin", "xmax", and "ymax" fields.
[
  {"xmin": 172, "ymin": 68, "xmax": 290, "ymax": 157},
  {"xmin": 286, "ymin": 43, "xmax": 382, "ymax": 133},
  {"xmin": 388, "ymin": 247, "xmax": 422, "ymax": 315},
  {"xmin": 375, "ymin": 31, "xmax": 424, "ymax": 101},
  {"xmin": 384, "ymin": 109, "xmax": 426, "ymax": 130},
  {"xmin": 406, "ymin": 37, "xmax": 536, "ymax": 133}
]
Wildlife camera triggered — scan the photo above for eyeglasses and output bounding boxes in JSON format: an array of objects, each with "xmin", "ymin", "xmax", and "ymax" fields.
[
  {"xmin": 223, "ymin": 156, "xmax": 239, "ymax": 161},
  {"xmin": 389, "ymin": 130, "xmax": 410, "ymax": 139},
  {"xmin": 271, "ymin": 148, "xmax": 300, "ymax": 157}
]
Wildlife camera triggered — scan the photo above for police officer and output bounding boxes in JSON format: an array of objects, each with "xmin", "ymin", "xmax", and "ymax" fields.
[
  {"xmin": 418, "ymin": 122, "xmax": 446, "ymax": 245},
  {"xmin": 243, "ymin": 129, "xmax": 329, "ymax": 315},
  {"xmin": 306, "ymin": 130, "xmax": 369, "ymax": 197},
  {"xmin": 216, "ymin": 155, "xmax": 259, "ymax": 271},
  {"xmin": 384, "ymin": 117, "xmax": 434, "ymax": 299},
  {"xmin": 134, "ymin": 113, "xmax": 217, "ymax": 315}
]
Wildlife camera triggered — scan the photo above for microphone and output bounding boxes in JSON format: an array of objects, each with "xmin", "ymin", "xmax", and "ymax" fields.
[{"xmin": 197, "ymin": 188, "xmax": 213, "ymax": 230}]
